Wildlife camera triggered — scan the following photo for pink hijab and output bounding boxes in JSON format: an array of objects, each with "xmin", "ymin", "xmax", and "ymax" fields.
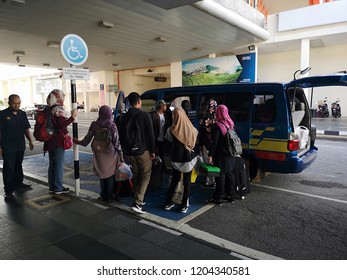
[{"xmin": 216, "ymin": 105, "xmax": 234, "ymax": 136}]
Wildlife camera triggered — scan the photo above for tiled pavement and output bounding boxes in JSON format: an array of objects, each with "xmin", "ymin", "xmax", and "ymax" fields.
[{"xmin": 0, "ymin": 178, "xmax": 238, "ymax": 260}]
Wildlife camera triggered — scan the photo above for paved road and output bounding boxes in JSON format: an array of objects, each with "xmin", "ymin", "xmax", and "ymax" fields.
[{"xmin": 13, "ymin": 112, "xmax": 347, "ymax": 260}]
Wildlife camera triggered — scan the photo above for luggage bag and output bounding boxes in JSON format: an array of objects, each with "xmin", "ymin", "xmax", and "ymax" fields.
[
  {"xmin": 199, "ymin": 163, "xmax": 220, "ymax": 177},
  {"xmin": 115, "ymin": 179, "xmax": 134, "ymax": 197},
  {"xmin": 233, "ymin": 157, "xmax": 250, "ymax": 199}
]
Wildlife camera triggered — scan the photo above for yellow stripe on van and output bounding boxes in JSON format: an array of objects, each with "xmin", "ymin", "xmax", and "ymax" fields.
[
  {"xmin": 249, "ymin": 138, "xmax": 261, "ymax": 145},
  {"xmin": 249, "ymin": 139, "xmax": 288, "ymax": 153},
  {"xmin": 264, "ymin": 127, "xmax": 276, "ymax": 131},
  {"xmin": 251, "ymin": 129, "xmax": 265, "ymax": 136}
]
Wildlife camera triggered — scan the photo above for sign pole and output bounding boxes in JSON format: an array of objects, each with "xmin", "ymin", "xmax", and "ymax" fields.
[
  {"xmin": 70, "ymin": 64, "xmax": 80, "ymax": 196},
  {"xmin": 61, "ymin": 34, "xmax": 88, "ymax": 197}
]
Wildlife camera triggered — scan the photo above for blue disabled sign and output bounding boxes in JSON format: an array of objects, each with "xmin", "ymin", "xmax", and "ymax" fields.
[{"xmin": 61, "ymin": 34, "xmax": 88, "ymax": 66}]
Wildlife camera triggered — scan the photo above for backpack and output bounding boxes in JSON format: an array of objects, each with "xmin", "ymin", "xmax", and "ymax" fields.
[
  {"xmin": 121, "ymin": 112, "xmax": 144, "ymax": 156},
  {"xmin": 33, "ymin": 106, "xmax": 55, "ymax": 142},
  {"xmin": 91, "ymin": 126, "xmax": 112, "ymax": 152},
  {"xmin": 221, "ymin": 125, "xmax": 243, "ymax": 156}
]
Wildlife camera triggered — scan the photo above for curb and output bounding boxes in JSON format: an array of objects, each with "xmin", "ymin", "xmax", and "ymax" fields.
[{"xmin": 316, "ymin": 130, "xmax": 347, "ymax": 136}]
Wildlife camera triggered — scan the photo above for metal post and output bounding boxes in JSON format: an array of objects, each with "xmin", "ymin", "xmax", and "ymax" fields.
[{"xmin": 70, "ymin": 64, "xmax": 80, "ymax": 196}]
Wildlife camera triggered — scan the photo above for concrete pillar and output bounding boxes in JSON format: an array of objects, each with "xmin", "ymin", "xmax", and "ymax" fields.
[{"xmin": 300, "ymin": 38, "xmax": 311, "ymax": 101}]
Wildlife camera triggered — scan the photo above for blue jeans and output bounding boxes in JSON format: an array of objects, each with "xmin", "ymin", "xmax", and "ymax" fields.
[{"xmin": 48, "ymin": 147, "xmax": 65, "ymax": 192}]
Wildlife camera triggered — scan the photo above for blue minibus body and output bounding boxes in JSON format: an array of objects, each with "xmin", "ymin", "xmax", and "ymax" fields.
[{"xmin": 120, "ymin": 73, "xmax": 347, "ymax": 179}]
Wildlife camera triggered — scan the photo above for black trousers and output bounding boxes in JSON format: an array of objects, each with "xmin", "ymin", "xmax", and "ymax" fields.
[
  {"xmin": 2, "ymin": 150, "xmax": 24, "ymax": 194},
  {"xmin": 213, "ymin": 155, "xmax": 236, "ymax": 200},
  {"xmin": 155, "ymin": 140, "xmax": 166, "ymax": 169},
  {"xmin": 100, "ymin": 175, "xmax": 116, "ymax": 202},
  {"xmin": 166, "ymin": 168, "xmax": 192, "ymax": 207}
]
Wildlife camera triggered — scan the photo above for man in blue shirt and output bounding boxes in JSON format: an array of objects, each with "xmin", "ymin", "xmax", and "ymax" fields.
[{"xmin": 0, "ymin": 94, "xmax": 34, "ymax": 200}]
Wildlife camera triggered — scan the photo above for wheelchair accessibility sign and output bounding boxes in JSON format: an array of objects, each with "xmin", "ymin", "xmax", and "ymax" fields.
[{"xmin": 61, "ymin": 34, "xmax": 88, "ymax": 66}]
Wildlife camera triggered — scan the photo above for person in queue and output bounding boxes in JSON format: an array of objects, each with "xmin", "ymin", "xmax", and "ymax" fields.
[
  {"xmin": 150, "ymin": 100, "xmax": 170, "ymax": 169},
  {"xmin": 164, "ymin": 107, "xmax": 198, "ymax": 214},
  {"xmin": 0, "ymin": 94, "xmax": 34, "ymax": 200},
  {"xmin": 199, "ymin": 98, "xmax": 217, "ymax": 189},
  {"xmin": 45, "ymin": 89, "xmax": 77, "ymax": 195},
  {"xmin": 119, "ymin": 92, "xmax": 155, "ymax": 214},
  {"xmin": 74, "ymin": 105, "xmax": 123, "ymax": 203},
  {"xmin": 207, "ymin": 104, "xmax": 236, "ymax": 205}
]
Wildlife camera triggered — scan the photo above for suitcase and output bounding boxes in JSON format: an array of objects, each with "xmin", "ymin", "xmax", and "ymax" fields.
[
  {"xmin": 233, "ymin": 157, "xmax": 250, "ymax": 199},
  {"xmin": 148, "ymin": 157, "xmax": 163, "ymax": 189},
  {"xmin": 199, "ymin": 163, "xmax": 220, "ymax": 177},
  {"xmin": 115, "ymin": 179, "xmax": 134, "ymax": 197}
]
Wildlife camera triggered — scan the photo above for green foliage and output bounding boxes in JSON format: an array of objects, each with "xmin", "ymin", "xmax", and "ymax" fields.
[{"xmin": 182, "ymin": 72, "xmax": 241, "ymax": 86}]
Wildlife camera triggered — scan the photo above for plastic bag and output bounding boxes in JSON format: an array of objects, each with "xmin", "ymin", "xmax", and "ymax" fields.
[
  {"xmin": 114, "ymin": 163, "xmax": 133, "ymax": 181},
  {"xmin": 294, "ymin": 126, "xmax": 309, "ymax": 149}
]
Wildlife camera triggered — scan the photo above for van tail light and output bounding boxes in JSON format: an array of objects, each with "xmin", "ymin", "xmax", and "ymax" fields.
[
  {"xmin": 288, "ymin": 132, "xmax": 300, "ymax": 151},
  {"xmin": 288, "ymin": 139, "xmax": 300, "ymax": 151}
]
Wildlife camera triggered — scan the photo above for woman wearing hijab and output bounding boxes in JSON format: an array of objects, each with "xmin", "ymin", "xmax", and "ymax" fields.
[
  {"xmin": 164, "ymin": 107, "xmax": 198, "ymax": 213},
  {"xmin": 198, "ymin": 98, "xmax": 217, "ymax": 189},
  {"xmin": 45, "ymin": 89, "xmax": 78, "ymax": 195},
  {"xmin": 207, "ymin": 104, "xmax": 236, "ymax": 205},
  {"xmin": 74, "ymin": 105, "xmax": 124, "ymax": 203}
]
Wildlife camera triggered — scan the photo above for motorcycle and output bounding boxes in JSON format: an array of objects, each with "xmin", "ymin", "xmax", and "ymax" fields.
[
  {"xmin": 331, "ymin": 98, "xmax": 341, "ymax": 118},
  {"xmin": 317, "ymin": 97, "xmax": 329, "ymax": 118}
]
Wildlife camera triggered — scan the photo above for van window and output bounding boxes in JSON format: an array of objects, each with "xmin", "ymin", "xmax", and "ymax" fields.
[
  {"xmin": 252, "ymin": 93, "xmax": 277, "ymax": 123},
  {"xmin": 223, "ymin": 92, "xmax": 252, "ymax": 122},
  {"xmin": 141, "ymin": 99, "xmax": 156, "ymax": 113},
  {"xmin": 170, "ymin": 96, "xmax": 197, "ymax": 124}
]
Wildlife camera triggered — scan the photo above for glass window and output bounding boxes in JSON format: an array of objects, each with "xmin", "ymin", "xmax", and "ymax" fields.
[
  {"xmin": 224, "ymin": 92, "xmax": 252, "ymax": 122},
  {"xmin": 252, "ymin": 93, "xmax": 277, "ymax": 123}
]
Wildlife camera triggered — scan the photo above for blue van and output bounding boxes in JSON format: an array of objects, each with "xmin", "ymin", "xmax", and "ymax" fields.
[{"xmin": 115, "ymin": 74, "xmax": 347, "ymax": 180}]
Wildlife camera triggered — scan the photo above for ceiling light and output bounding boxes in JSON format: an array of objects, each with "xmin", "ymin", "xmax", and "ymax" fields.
[
  {"xmin": 47, "ymin": 42, "xmax": 60, "ymax": 48},
  {"xmin": 42, "ymin": 63, "xmax": 50, "ymax": 67},
  {"xmin": 155, "ymin": 36, "xmax": 167, "ymax": 42},
  {"xmin": 248, "ymin": 45, "xmax": 255, "ymax": 51},
  {"xmin": 112, "ymin": 64, "xmax": 118, "ymax": 67},
  {"xmin": 192, "ymin": 47, "xmax": 201, "ymax": 51},
  {"xmin": 13, "ymin": 51, "xmax": 25, "ymax": 56},
  {"xmin": 105, "ymin": 52, "xmax": 116, "ymax": 56},
  {"xmin": 144, "ymin": 58, "xmax": 154, "ymax": 62},
  {"xmin": 98, "ymin": 20, "xmax": 114, "ymax": 29}
]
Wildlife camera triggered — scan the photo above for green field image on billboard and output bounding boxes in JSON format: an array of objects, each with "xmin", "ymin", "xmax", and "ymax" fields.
[{"xmin": 182, "ymin": 71, "xmax": 242, "ymax": 86}]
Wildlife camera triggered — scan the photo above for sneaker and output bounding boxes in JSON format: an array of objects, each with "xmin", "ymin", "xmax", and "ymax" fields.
[
  {"xmin": 201, "ymin": 182, "xmax": 216, "ymax": 189},
  {"xmin": 4, "ymin": 192, "xmax": 14, "ymax": 200},
  {"xmin": 180, "ymin": 205, "xmax": 188, "ymax": 213},
  {"xmin": 206, "ymin": 198, "xmax": 222, "ymax": 205},
  {"xmin": 55, "ymin": 187, "xmax": 70, "ymax": 195},
  {"xmin": 49, "ymin": 190, "xmax": 55, "ymax": 194},
  {"xmin": 164, "ymin": 202, "xmax": 175, "ymax": 211},
  {"xmin": 132, "ymin": 203, "xmax": 146, "ymax": 214}
]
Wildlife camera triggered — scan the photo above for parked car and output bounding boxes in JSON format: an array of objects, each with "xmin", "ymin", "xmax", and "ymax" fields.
[{"xmin": 22, "ymin": 104, "xmax": 48, "ymax": 120}]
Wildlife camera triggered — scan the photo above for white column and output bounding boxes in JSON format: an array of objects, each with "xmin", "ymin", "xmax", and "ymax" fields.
[
  {"xmin": 300, "ymin": 39, "xmax": 310, "ymax": 100},
  {"xmin": 170, "ymin": 62, "xmax": 182, "ymax": 87},
  {"xmin": 300, "ymin": 39, "xmax": 310, "ymax": 76}
]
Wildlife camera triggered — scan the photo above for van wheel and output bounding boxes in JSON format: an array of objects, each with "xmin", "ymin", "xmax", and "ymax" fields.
[
  {"xmin": 310, "ymin": 125, "xmax": 317, "ymax": 147},
  {"xmin": 248, "ymin": 158, "xmax": 258, "ymax": 181}
]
